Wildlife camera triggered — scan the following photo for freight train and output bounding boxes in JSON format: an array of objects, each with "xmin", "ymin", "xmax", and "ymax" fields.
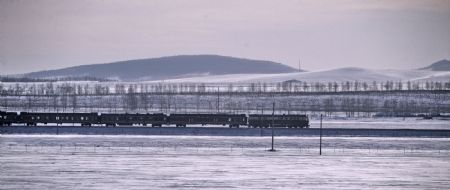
[{"xmin": 0, "ymin": 111, "xmax": 309, "ymax": 128}]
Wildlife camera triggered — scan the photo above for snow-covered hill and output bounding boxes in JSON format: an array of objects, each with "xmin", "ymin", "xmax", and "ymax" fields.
[
  {"xmin": 419, "ymin": 59, "xmax": 450, "ymax": 71},
  {"xmin": 21, "ymin": 55, "xmax": 297, "ymax": 81},
  {"xmin": 149, "ymin": 67, "xmax": 450, "ymax": 83}
]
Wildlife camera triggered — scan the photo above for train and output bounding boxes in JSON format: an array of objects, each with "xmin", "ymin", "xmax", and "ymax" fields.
[{"xmin": 0, "ymin": 111, "xmax": 309, "ymax": 128}]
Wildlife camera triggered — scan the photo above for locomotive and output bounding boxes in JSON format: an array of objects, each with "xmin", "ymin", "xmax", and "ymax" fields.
[{"xmin": 0, "ymin": 111, "xmax": 309, "ymax": 128}]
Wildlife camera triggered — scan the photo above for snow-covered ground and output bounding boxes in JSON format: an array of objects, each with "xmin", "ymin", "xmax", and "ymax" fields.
[
  {"xmin": 1, "ymin": 135, "xmax": 449, "ymax": 189},
  {"xmin": 147, "ymin": 68, "xmax": 450, "ymax": 83},
  {"xmin": 309, "ymin": 117, "xmax": 450, "ymax": 130}
]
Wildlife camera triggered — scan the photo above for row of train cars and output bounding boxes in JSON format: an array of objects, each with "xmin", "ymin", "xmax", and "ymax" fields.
[{"xmin": 0, "ymin": 111, "xmax": 309, "ymax": 128}]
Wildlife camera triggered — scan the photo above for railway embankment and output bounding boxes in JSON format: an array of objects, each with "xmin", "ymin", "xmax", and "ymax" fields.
[{"xmin": 1, "ymin": 126, "xmax": 449, "ymax": 137}]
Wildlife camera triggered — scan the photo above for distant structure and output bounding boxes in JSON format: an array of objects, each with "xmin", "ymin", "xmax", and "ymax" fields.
[{"xmin": 298, "ymin": 59, "xmax": 301, "ymax": 72}]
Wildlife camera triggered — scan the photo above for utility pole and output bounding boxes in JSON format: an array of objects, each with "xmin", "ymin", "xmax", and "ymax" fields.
[
  {"xmin": 269, "ymin": 102, "xmax": 276, "ymax": 152},
  {"xmin": 320, "ymin": 114, "xmax": 323, "ymax": 155}
]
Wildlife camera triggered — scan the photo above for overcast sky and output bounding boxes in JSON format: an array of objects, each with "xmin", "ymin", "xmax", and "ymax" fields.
[{"xmin": 0, "ymin": 0, "xmax": 449, "ymax": 75}]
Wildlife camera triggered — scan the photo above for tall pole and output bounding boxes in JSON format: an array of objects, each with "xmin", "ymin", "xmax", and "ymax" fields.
[
  {"xmin": 320, "ymin": 114, "xmax": 323, "ymax": 155},
  {"xmin": 269, "ymin": 102, "xmax": 276, "ymax": 152}
]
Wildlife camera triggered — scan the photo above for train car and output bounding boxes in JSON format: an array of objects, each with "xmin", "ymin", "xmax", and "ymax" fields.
[
  {"xmin": 144, "ymin": 113, "xmax": 167, "ymax": 127},
  {"xmin": 20, "ymin": 112, "xmax": 98, "ymax": 126},
  {"xmin": 100, "ymin": 113, "xmax": 134, "ymax": 126},
  {"xmin": 0, "ymin": 111, "xmax": 19, "ymax": 126},
  {"xmin": 55, "ymin": 112, "xmax": 98, "ymax": 126},
  {"xmin": 20, "ymin": 112, "xmax": 49, "ymax": 126},
  {"xmin": 168, "ymin": 114, "xmax": 247, "ymax": 127},
  {"xmin": 248, "ymin": 114, "xmax": 309, "ymax": 128},
  {"xmin": 100, "ymin": 113, "xmax": 167, "ymax": 127}
]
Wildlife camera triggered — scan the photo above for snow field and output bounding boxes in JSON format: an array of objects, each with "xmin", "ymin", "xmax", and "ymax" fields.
[
  {"xmin": 1, "ymin": 135, "xmax": 450, "ymax": 189},
  {"xmin": 148, "ymin": 68, "xmax": 450, "ymax": 83}
]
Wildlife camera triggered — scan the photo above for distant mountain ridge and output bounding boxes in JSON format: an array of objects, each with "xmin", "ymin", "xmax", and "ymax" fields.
[
  {"xmin": 420, "ymin": 59, "xmax": 450, "ymax": 71},
  {"xmin": 23, "ymin": 55, "xmax": 298, "ymax": 81}
]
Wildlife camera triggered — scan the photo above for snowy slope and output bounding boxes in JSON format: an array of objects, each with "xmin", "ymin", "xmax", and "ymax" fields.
[
  {"xmin": 419, "ymin": 59, "xmax": 450, "ymax": 71},
  {"xmin": 148, "ymin": 67, "xmax": 450, "ymax": 83},
  {"xmin": 21, "ymin": 55, "xmax": 296, "ymax": 81}
]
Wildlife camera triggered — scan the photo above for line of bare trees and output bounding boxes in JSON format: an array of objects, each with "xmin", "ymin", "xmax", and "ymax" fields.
[{"xmin": 1, "ymin": 80, "xmax": 449, "ymax": 96}]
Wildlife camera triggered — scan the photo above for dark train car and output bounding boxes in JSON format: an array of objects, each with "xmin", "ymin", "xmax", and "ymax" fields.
[
  {"xmin": 248, "ymin": 114, "xmax": 309, "ymax": 128},
  {"xmin": 100, "ymin": 113, "xmax": 167, "ymax": 127},
  {"xmin": 144, "ymin": 113, "xmax": 167, "ymax": 127},
  {"xmin": 19, "ymin": 112, "xmax": 49, "ymax": 126},
  {"xmin": 20, "ymin": 112, "xmax": 98, "ymax": 126},
  {"xmin": 55, "ymin": 112, "xmax": 98, "ymax": 126},
  {"xmin": 100, "ymin": 113, "xmax": 134, "ymax": 126},
  {"xmin": 168, "ymin": 114, "xmax": 247, "ymax": 127},
  {"xmin": 0, "ymin": 111, "xmax": 19, "ymax": 126}
]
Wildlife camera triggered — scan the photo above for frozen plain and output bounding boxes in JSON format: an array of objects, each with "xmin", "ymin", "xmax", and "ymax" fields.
[
  {"xmin": 1, "ymin": 135, "xmax": 450, "ymax": 189},
  {"xmin": 308, "ymin": 117, "xmax": 450, "ymax": 130}
]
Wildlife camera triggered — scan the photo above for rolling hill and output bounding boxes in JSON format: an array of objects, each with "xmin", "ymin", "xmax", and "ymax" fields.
[
  {"xmin": 22, "ymin": 55, "xmax": 298, "ymax": 81},
  {"xmin": 151, "ymin": 67, "xmax": 450, "ymax": 83},
  {"xmin": 17, "ymin": 56, "xmax": 450, "ymax": 83},
  {"xmin": 419, "ymin": 59, "xmax": 450, "ymax": 71}
]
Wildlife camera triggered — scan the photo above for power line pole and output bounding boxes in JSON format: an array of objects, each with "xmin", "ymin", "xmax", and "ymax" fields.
[
  {"xmin": 320, "ymin": 114, "xmax": 323, "ymax": 155},
  {"xmin": 269, "ymin": 102, "xmax": 276, "ymax": 152}
]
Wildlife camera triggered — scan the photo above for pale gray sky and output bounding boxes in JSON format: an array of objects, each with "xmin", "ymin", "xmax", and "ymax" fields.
[{"xmin": 1, "ymin": 0, "xmax": 449, "ymax": 75}]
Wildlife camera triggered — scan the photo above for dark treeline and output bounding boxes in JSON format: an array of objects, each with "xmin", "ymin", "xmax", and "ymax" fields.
[{"xmin": 1, "ymin": 80, "xmax": 449, "ymax": 96}]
